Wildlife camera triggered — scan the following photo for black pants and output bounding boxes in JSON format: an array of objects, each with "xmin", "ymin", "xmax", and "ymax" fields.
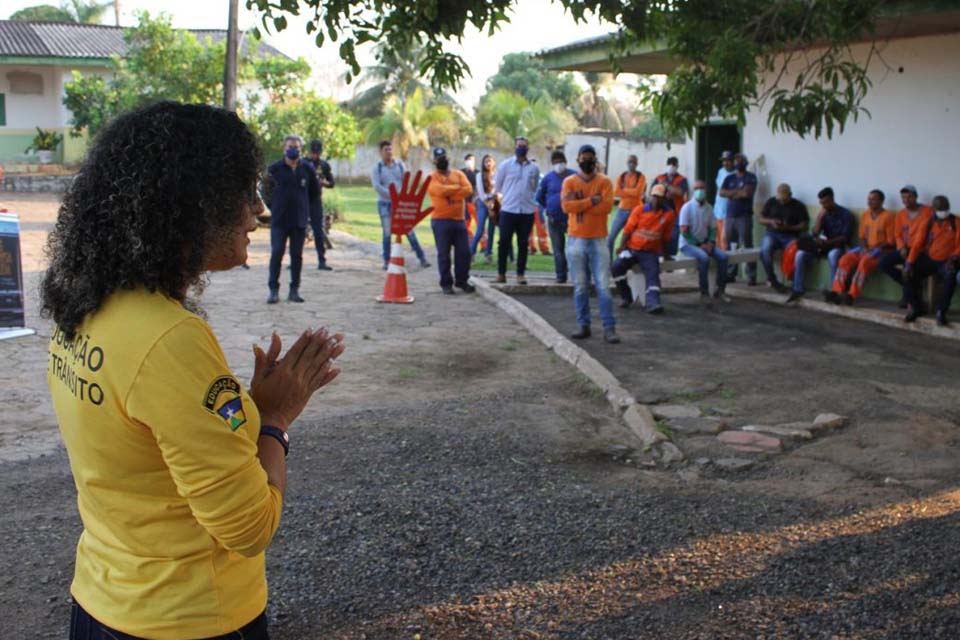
[
  {"xmin": 724, "ymin": 215, "xmax": 757, "ymax": 282},
  {"xmin": 70, "ymin": 600, "xmax": 269, "ymax": 640},
  {"xmin": 268, "ymin": 225, "xmax": 306, "ymax": 292},
  {"xmin": 498, "ymin": 212, "xmax": 535, "ymax": 276},
  {"xmin": 309, "ymin": 204, "xmax": 327, "ymax": 266},
  {"xmin": 904, "ymin": 254, "xmax": 957, "ymax": 314},
  {"xmin": 548, "ymin": 217, "xmax": 568, "ymax": 281}
]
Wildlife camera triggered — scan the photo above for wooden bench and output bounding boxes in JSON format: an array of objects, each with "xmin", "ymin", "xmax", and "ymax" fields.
[{"xmin": 626, "ymin": 248, "xmax": 761, "ymax": 306}]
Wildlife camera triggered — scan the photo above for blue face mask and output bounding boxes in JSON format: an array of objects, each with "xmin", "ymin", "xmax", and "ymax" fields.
[
  {"xmin": 694, "ymin": 188, "xmax": 706, "ymax": 202},
  {"xmin": 515, "ymin": 146, "xmax": 528, "ymax": 158},
  {"xmin": 285, "ymin": 147, "xmax": 300, "ymax": 160}
]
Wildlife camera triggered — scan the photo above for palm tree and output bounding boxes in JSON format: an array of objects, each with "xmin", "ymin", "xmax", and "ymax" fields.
[
  {"xmin": 476, "ymin": 89, "xmax": 576, "ymax": 149},
  {"xmin": 364, "ymin": 88, "xmax": 457, "ymax": 161},
  {"xmin": 578, "ymin": 72, "xmax": 624, "ymax": 131}
]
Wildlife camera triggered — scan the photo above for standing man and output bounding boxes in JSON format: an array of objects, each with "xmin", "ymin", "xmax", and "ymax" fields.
[
  {"xmin": 714, "ymin": 151, "xmax": 736, "ymax": 249},
  {"xmin": 719, "ymin": 153, "xmax": 759, "ymax": 285},
  {"xmin": 262, "ymin": 134, "xmax": 317, "ymax": 304},
  {"xmin": 461, "ymin": 153, "xmax": 479, "ymax": 241},
  {"xmin": 652, "ymin": 156, "xmax": 689, "ymax": 257},
  {"xmin": 757, "ymin": 183, "xmax": 809, "ymax": 294},
  {"xmin": 679, "ymin": 180, "xmax": 730, "ymax": 302},
  {"xmin": 607, "ymin": 154, "xmax": 646, "ymax": 257},
  {"xmin": 427, "ymin": 148, "xmax": 475, "ymax": 295},
  {"xmin": 611, "ymin": 184, "xmax": 675, "ymax": 314},
  {"xmin": 494, "ymin": 135, "xmax": 541, "ymax": 285},
  {"xmin": 536, "ymin": 150, "xmax": 576, "ymax": 283},
  {"xmin": 562, "ymin": 144, "xmax": 619, "ymax": 343},
  {"xmin": 879, "ymin": 185, "xmax": 933, "ymax": 307},
  {"xmin": 371, "ymin": 140, "xmax": 430, "ymax": 271},
  {"xmin": 306, "ymin": 139, "xmax": 334, "ymax": 271}
]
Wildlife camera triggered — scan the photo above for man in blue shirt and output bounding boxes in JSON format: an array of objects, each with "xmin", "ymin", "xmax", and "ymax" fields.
[
  {"xmin": 714, "ymin": 150, "xmax": 736, "ymax": 249},
  {"xmin": 719, "ymin": 153, "xmax": 759, "ymax": 285},
  {"xmin": 536, "ymin": 150, "xmax": 575, "ymax": 283},
  {"xmin": 494, "ymin": 135, "xmax": 541, "ymax": 284},
  {"xmin": 262, "ymin": 134, "xmax": 318, "ymax": 304},
  {"xmin": 788, "ymin": 186, "xmax": 855, "ymax": 303}
]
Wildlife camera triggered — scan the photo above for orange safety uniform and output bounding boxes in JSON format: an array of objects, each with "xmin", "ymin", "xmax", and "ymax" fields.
[
  {"xmin": 653, "ymin": 172, "xmax": 689, "ymax": 217},
  {"xmin": 895, "ymin": 205, "xmax": 934, "ymax": 252},
  {"xmin": 427, "ymin": 169, "xmax": 473, "ymax": 220},
  {"xmin": 621, "ymin": 205, "xmax": 675, "ymax": 254},
  {"xmin": 562, "ymin": 173, "xmax": 615, "ymax": 239},
  {"xmin": 614, "ymin": 171, "xmax": 646, "ymax": 212},
  {"xmin": 528, "ymin": 206, "xmax": 552, "ymax": 254},
  {"xmin": 909, "ymin": 215, "xmax": 960, "ymax": 264},
  {"xmin": 832, "ymin": 209, "xmax": 896, "ymax": 299}
]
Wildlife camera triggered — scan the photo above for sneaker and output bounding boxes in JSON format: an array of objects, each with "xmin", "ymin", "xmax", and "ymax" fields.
[
  {"xmin": 603, "ymin": 328, "xmax": 621, "ymax": 344},
  {"xmin": 647, "ymin": 305, "xmax": 664, "ymax": 315},
  {"xmin": 786, "ymin": 291, "xmax": 804, "ymax": 304},
  {"xmin": 516, "ymin": 276, "xmax": 528, "ymax": 285},
  {"xmin": 771, "ymin": 281, "xmax": 788, "ymax": 294},
  {"xmin": 841, "ymin": 293, "xmax": 854, "ymax": 306},
  {"xmin": 619, "ymin": 297, "xmax": 633, "ymax": 309},
  {"xmin": 317, "ymin": 263, "xmax": 333, "ymax": 271},
  {"xmin": 494, "ymin": 274, "xmax": 507, "ymax": 284},
  {"xmin": 456, "ymin": 283, "xmax": 476, "ymax": 294},
  {"xmin": 823, "ymin": 291, "xmax": 840, "ymax": 304},
  {"xmin": 267, "ymin": 290, "xmax": 279, "ymax": 304},
  {"xmin": 713, "ymin": 290, "xmax": 732, "ymax": 303},
  {"xmin": 556, "ymin": 277, "xmax": 568, "ymax": 284},
  {"xmin": 420, "ymin": 260, "xmax": 431, "ymax": 268},
  {"xmin": 571, "ymin": 325, "xmax": 591, "ymax": 339},
  {"xmin": 937, "ymin": 310, "xmax": 950, "ymax": 327},
  {"xmin": 288, "ymin": 290, "xmax": 305, "ymax": 303},
  {"xmin": 382, "ymin": 263, "xmax": 389, "ymax": 271},
  {"xmin": 441, "ymin": 286, "xmax": 456, "ymax": 295}
]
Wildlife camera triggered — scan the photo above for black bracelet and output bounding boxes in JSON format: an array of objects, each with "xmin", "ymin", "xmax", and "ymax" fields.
[{"xmin": 259, "ymin": 425, "xmax": 289, "ymax": 457}]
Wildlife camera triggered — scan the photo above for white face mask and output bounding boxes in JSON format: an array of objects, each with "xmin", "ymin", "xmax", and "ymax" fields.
[
  {"xmin": 936, "ymin": 209, "xmax": 951, "ymax": 220},
  {"xmin": 554, "ymin": 163, "xmax": 566, "ymax": 174},
  {"xmin": 666, "ymin": 165, "xmax": 677, "ymax": 176}
]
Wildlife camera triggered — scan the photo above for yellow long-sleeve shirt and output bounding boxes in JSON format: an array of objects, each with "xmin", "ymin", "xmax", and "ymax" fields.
[
  {"xmin": 561, "ymin": 173, "xmax": 614, "ymax": 239},
  {"xmin": 427, "ymin": 169, "xmax": 473, "ymax": 220},
  {"xmin": 48, "ymin": 288, "xmax": 282, "ymax": 639}
]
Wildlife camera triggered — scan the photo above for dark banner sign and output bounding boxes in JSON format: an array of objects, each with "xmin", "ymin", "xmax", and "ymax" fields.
[{"xmin": 0, "ymin": 213, "xmax": 25, "ymax": 328}]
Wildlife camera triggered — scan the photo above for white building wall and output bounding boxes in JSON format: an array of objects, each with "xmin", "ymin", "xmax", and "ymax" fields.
[
  {"xmin": 563, "ymin": 133, "xmax": 690, "ymax": 185},
  {"xmin": 743, "ymin": 32, "xmax": 960, "ymax": 211},
  {"xmin": 0, "ymin": 65, "xmax": 62, "ymax": 129}
]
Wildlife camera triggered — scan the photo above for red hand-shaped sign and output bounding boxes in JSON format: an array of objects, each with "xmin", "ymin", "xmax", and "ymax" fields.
[{"xmin": 389, "ymin": 170, "xmax": 433, "ymax": 236}]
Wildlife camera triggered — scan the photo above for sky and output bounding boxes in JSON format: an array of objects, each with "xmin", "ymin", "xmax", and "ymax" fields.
[{"xmin": 3, "ymin": 0, "xmax": 617, "ymax": 111}]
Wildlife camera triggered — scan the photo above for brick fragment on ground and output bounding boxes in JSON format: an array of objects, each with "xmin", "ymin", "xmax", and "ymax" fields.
[{"xmin": 717, "ymin": 430, "xmax": 783, "ymax": 452}]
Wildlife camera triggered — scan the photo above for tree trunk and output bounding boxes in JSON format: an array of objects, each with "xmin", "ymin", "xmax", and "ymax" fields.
[{"xmin": 223, "ymin": 0, "xmax": 240, "ymax": 111}]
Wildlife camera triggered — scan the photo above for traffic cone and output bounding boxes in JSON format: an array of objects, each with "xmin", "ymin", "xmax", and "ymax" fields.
[{"xmin": 377, "ymin": 237, "xmax": 415, "ymax": 304}]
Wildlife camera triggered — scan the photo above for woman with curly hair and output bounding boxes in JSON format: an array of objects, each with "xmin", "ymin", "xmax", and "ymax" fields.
[{"xmin": 42, "ymin": 101, "xmax": 345, "ymax": 640}]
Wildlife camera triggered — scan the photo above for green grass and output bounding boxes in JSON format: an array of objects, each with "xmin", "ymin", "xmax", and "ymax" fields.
[{"xmin": 335, "ymin": 184, "xmax": 559, "ymax": 272}]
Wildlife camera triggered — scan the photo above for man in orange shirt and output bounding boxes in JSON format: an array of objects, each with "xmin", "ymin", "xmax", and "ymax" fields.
[
  {"xmin": 427, "ymin": 148, "xmax": 475, "ymax": 295},
  {"xmin": 826, "ymin": 189, "xmax": 896, "ymax": 305},
  {"xmin": 611, "ymin": 184, "xmax": 675, "ymax": 314},
  {"xmin": 879, "ymin": 184, "xmax": 933, "ymax": 308},
  {"xmin": 607, "ymin": 155, "xmax": 646, "ymax": 257},
  {"xmin": 904, "ymin": 195, "xmax": 958, "ymax": 325},
  {"xmin": 562, "ymin": 144, "xmax": 619, "ymax": 343},
  {"xmin": 652, "ymin": 156, "xmax": 688, "ymax": 257}
]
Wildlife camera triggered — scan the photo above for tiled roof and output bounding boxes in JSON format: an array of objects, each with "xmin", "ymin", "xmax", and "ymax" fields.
[{"xmin": 0, "ymin": 20, "xmax": 286, "ymax": 60}]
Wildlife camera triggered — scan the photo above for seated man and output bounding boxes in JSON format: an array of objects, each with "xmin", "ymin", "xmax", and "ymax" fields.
[
  {"xmin": 880, "ymin": 184, "xmax": 934, "ymax": 308},
  {"xmin": 679, "ymin": 180, "xmax": 730, "ymax": 303},
  {"xmin": 904, "ymin": 195, "xmax": 959, "ymax": 326},
  {"xmin": 758, "ymin": 183, "xmax": 809, "ymax": 294},
  {"xmin": 810, "ymin": 187, "xmax": 856, "ymax": 286},
  {"xmin": 826, "ymin": 189, "xmax": 895, "ymax": 305},
  {"xmin": 611, "ymin": 184, "xmax": 675, "ymax": 314}
]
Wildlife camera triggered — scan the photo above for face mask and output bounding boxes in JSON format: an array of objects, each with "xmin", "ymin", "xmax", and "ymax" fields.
[
  {"xmin": 464, "ymin": 161, "xmax": 475, "ymax": 171},
  {"xmin": 285, "ymin": 147, "xmax": 300, "ymax": 160},
  {"xmin": 579, "ymin": 159, "xmax": 596, "ymax": 174},
  {"xmin": 936, "ymin": 209, "xmax": 950, "ymax": 220},
  {"xmin": 554, "ymin": 163, "xmax": 566, "ymax": 174},
  {"xmin": 666, "ymin": 165, "xmax": 677, "ymax": 176},
  {"xmin": 735, "ymin": 161, "xmax": 747, "ymax": 172},
  {"xmin": 627, "ymin": 163, "xmax": 638, "ymax": 172},
  {"xmin": 694, "ymin": 188, "xmax": 706, "ymax": 202},
  {"xmin": 515, "ymin": 146, "xmax": 528, "ymax": 158},
  {"xmin": 436, "ymin": 158, "xmax": 449, "ymax": 171}
]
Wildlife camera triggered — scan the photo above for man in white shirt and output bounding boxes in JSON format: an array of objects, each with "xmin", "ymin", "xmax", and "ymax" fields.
[
  {"xmin": 679, "ymin": 179, "xmax": 730, "ymax": 302},
  {"xmin": 493, "ymin": 135, "xmax": 541, "ymax": 284}
]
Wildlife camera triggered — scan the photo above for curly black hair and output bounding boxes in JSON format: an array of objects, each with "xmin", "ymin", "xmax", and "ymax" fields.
[{"xmin": 41, "ymin": 101, "xmax": 263, "ymax": 339}]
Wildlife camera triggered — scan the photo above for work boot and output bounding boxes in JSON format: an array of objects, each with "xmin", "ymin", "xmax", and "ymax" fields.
[
  {"xmin": 841, "ymin": 293, "xmax": 854, "ymax": 306},
  {"xmin": 288, "ymin": 288, "xmax": 305, "ymax": 303},
  {"xmin": 267, "ymin": 290, "xmax": 279, "ymax": 304},
  {"xmin": 420, "ymin": 259, "xmax": 432, "ymax": 268},
  {"xmin": 516, "ymin": 275, "xmax": 528, "ymax": 285},
  {"xmin": 571, "ymin": 325, "xmax": 591, "ymax": 339},
  {"xmin": 603, "ymin": 328, "xmax": 621, "ymax": 344},
  {"xmin": 823, "ymin": 291, "xmax": 840, "ymax": 304},
  {"xmin": 317, "ymin": 262, "xmax": 333, "ymax": 271},
  {"xmin": 786, "ymin": 291, "xmax": 804, "ymax": 304},
  {"xmin": 494, "ymin": 274, "xmax": 507, "ymax": 284},
  {"xmin": 456, "ymin": 282, "xmax": 476, "ymax": 293}
]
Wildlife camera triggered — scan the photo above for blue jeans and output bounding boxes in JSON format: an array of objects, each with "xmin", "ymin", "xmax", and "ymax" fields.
[
  {"xmin": 548, "ymin": 216, "xmax": 568, "ymax": 281},
  {"xmin": 268, "ymin": 225, "xmax": 305, "ymax": 292},
  {"xmin": 827, "ymin": 247, "xmax": 844, "ymax": 284},
  {"xmin": 792, "ymin": 250, "xmax": 816, "ymax": 293},
  {"xmin": 666, "ymin": 216, "xmax": 681, "ymax": 257},
  {"xmin": 431, "ymin": 218, "xmax": 471, "ymax": 288},
  {"xmin": 566, "ymin": 237, "xmax": 615, "ymax": 329},
  {"xmin": 606, "ymin": 207, "xmax": 632, "ymax": 257},
  {"xmin": 680, "ymin": 244, "xmax": 729, "ymax": 294},
  {"xmin": 612, "ymin": 250, "xmax": 662, "ymax": 309},
  {"xmin": 378, "ymin": 200, "xmax": 426, "ymax": 264},
  {"xmin": 471, "ymin": 199, "xmax": 489, "ymax": 255},
  {"xmin": 760, "ymin": 231, "xmax": 797, "ymax": 285}
]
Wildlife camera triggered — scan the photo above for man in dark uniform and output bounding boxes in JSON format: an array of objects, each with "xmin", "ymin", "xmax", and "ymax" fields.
[
  {"xmin": 262, "ymin": 134, "xmax": 318, "ymax": 304},
  {"xmin": 306, "ymin": 139, "xmax": 334, "ymax": 271}
]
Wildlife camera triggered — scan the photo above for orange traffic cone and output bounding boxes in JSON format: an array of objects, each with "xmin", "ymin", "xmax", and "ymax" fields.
[{"xmin": 377, "ymin": 236, "xmax": 415, "ymax": 304}]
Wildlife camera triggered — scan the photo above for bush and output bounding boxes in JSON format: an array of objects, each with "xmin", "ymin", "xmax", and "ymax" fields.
[{"xmin": 323, "ymin": 188, "xmax": 345, "ymax": 222}]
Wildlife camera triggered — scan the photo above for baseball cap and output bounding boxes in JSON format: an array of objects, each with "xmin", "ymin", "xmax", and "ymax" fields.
[
  {"xmin": 900, "ymin": 184, "xmax": 918, "ymax": 195},
  {"xmin": 650, "ymin": 184, "xmax": 667, "ymax": 197},
  {"xmin": 432, "ymin": 147, "xmax": 447, "ymax": 159},
  {"xmin": 309, "ymin": 139, "xmax": 322, "ymax": 153},
  {"xmin": 720, "ymin": 150, "xmax": 734, "ymax": 161},
  {"xmin": 578, "ymin": 144, "xmax": 597, "ymax": 156}
]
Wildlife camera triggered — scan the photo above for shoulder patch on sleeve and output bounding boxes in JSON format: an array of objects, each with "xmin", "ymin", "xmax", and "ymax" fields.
[{"xmin": 203, "ymin": 376, "xmax": 247, "ymax": 431}]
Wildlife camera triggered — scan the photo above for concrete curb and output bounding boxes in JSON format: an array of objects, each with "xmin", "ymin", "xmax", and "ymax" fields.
[
  {"xmin": 727, "ymin": 286, "xmax": 960, "ymax": 341},
  {"xmin": 470, "ymin": 276, "xmax": 671, "ymax": 457}
]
